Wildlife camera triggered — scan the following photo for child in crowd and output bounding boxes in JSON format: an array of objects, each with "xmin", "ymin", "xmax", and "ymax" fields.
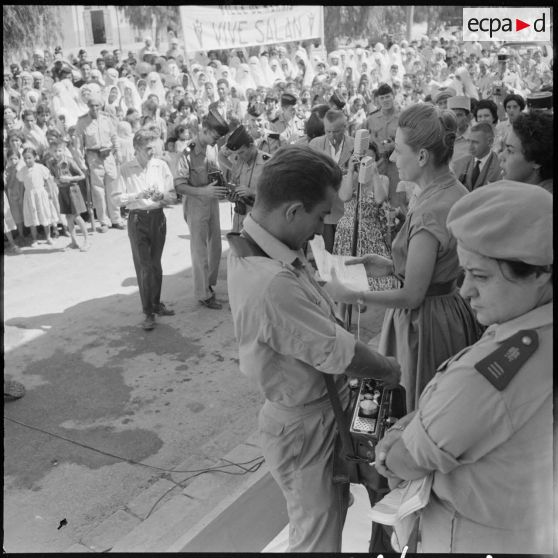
[
  {"xmin": 16, "ymin": 147, "xmax": 57, "ymax": 246},
  {"xmin": 4, "ymin": 149, "xmax": 26, "ymax": 242},
  {"xmin": 3, "ymin": 191, "xmax": 23, "ymax": 254},
  {"xmin": 174, "ymin": 124, "xmax": 190, "ymax": 153},
  {"xmin": 47, "ymin": 140, "xmax": 90, "ymax": 251}
]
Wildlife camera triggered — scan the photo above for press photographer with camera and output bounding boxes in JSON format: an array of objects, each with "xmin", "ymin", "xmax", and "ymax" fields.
[
  {"xmin": 174, "ymin": 109, "xmax": 230, "ymax": 310},
  {"xmin": 218, "ymin": 124, "xmax": 270, "ymax": 233},
  {"xmin": 113, "ymin": 128, "xmax": 177, "ymax": 331},
  {"xmin": 373, "ymin": 182, "xmax": 553, "ymax": 554}
]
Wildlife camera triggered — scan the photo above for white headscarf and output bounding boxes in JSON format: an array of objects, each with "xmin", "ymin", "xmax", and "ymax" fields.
[
  {"xmin": 454, "ymin": 66, "xmax": 479, "ymax": 100},
  {"xmin": 145, "ymin": 71, "xmax": 167, "ymax": 107},
  {"xmin": 117, "ymin": 77, "xmax": 142, "ymax": 113},
  {"xmin": 51, "ymin": 81, "xmax": 82, "ymax": 126}
]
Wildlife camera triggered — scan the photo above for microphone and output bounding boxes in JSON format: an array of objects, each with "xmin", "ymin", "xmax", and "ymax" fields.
[
  {"xmin": 353, "ymin": 129, "xmax": 370, "ymax": 158},
  {"xmin": 358, "ymin": 156, "xmax": 375, "ymax": 184}
]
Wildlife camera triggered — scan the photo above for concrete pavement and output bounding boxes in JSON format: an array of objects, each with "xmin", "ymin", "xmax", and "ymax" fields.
[{"xmin": 3, "ymin": 200, "xmax": 385, "ymax": 552}]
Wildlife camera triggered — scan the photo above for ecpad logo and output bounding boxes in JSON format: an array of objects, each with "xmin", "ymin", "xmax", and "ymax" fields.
[{"xmin": 463, "ymin": 7, "xmax": 551, "ymax": 42}]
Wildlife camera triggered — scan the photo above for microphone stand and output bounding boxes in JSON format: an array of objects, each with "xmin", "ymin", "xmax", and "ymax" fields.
[{"xmin": 345, "ymin": 169, "xmax": 362, "ymax": 330}]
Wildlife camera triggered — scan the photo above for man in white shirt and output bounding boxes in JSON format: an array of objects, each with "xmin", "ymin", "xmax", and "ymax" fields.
[
  {"xmin": 113, "ymin": 128, "xmax": 177, "ymax": 330},
  {"xmin": 308, "ymin": 109, "xmax": 354, "ymax": 252}
]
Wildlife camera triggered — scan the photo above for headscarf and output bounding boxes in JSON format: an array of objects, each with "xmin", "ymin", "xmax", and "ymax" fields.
[
  {"xmin": 235, "ymin": 63, "xmax": 256, "ymax": 93},
  {"xmin": 116, "ymin": 120, "xmax": 135, "ymax": 163},
  {"xmin": 454, "ymin": 66, "xmax": 479, "ymax": 100},
  {"xmin": 104, "ymin": 85, "xmax": 122, "ymax": 117},
  {"xmin": 50, "ymin": 81, "xmax": 82, "ymax": 126},
  {"xmin": 248, "ymin": 56, "xmax": 266, "ymax": 87},
  {"xmin": 23, "ymin": 89, "xmax": 41, "ymax": 111},
  {"xmin": 259, "ymin": 55, "xmax": 275, "ymax": 88},
  {"xmin": 89, "ymin": 69, "xmax": 105, "ymax": 88},
  {"xmin": 104, "ymin": 68, "xmax": 119, "ymax": 87},
  {"xmin": 269, "ymin": 58, "xmax": 285, "ymax": 83},
  {"xmin": 118, "ymin": 77, "xmax": 142, "ymax": 112},
  {"xmin": 145, "ymin": 71, "xmax": 167, "ymax": 107}
]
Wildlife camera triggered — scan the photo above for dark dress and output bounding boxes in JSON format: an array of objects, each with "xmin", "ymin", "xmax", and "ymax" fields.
[{"xmin": 378, "ymin": 170, "xmax": 482, "ymax": 411}]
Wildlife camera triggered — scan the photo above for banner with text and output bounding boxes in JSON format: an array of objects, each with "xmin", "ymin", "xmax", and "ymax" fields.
[{"xmin": 180, "ymin": 5, "xmax": 323, "ymax": 52}]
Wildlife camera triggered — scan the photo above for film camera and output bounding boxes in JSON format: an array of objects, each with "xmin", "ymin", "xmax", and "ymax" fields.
[
  {"xmin": 348, "ymin": 378, "xmax": 407, "ymax": 462},
  {"xmin": 208, "ymin": 171, "xmax": 254, "ymax": 214}
]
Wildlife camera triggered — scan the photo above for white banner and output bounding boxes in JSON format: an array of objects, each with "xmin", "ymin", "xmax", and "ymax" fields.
[{"xmin": 180, "ymin": 5, "xmax": 323, "ymax": 53}]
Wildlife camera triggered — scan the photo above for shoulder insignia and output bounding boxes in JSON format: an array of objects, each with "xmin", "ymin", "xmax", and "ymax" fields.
[{"xmin": 474, "ymin": 329, "xmax": 539, "ymax": 391}]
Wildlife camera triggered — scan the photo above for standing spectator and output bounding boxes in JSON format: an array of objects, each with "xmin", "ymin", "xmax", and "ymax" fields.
[
  {"xmin": 361, "ymin": 83, "xmax": 405, "ymax": 210},
  {"xmin": 447, "ymin": 95, "xmax": 472, "ymax": 177},
  {"xmin": 4, "ymin": 149, "xmax": 26, "ymax": 242},
  {"xmin": 269, "ymin": 92, "xmax": 304, "ymax": 147},
  {"xmin": 458, "ymin": 122, "xmax": 502, "ymax": 190},
  {"xmin": 308, "ymin": 109, "xmax": 354, "ymax": 252},
  {"xmin": 209, "ymin": 78, "xmax": 243, "ymax": 122},
  {"xmin": 75, "ymin": 93, "xmax": 125, "ymax": 231},
  {"xmin": 113, "ymin": 128, "xmax": 176, "ymax": 330},
  {"xmin": 174, "ymin": 110, "xmax": 230, "ymax": 309},
  {"xmin": 21, "ymin": 109, "xmax": 49, "ymax": 159},
  {"xmin": 16, "ymin": 147, "xmax": 57, "ymax": 246}
]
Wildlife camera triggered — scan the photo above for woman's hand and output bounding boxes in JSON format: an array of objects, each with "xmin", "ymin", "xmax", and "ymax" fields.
[
  {"xmin": 322, "ymin": 268, "xmax": 360, "ymax": 304},
  {"xmin": 346, "ymin": 254, "xmax": 393, "ymax": 277}
]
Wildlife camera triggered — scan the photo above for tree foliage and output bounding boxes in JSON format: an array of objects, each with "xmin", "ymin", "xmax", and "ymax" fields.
[
  {"xmin": 3, "ymin": 5, "xmax": 63, "ymax": 62},
  {"xmin": 116, "ymin": 6, "xmax": 180, "ymax": 49}
]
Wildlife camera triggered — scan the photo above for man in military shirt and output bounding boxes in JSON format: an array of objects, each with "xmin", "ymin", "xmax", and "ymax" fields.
[
  {"xmin": 75, "ymin": 94, "xmax": 125, "ymax": 232},
  {"xmin": 361, "ymin": 83, "xmax": 405, "ymax": 210},
  {"xmin": 218, "ymin": 125, "xmax": 270, "ymax": 233},
  {"xmin": 174, "ymin": 109, "xmax": 230, "ymax": 309},
  {"xmin": 245, "ymin": 102, "xmax": 272, "ymax": 155},
  {"xmin": 447, "ymin": 96, "xmax": 473, "ymax": 180},
  {"xmin": 269, "ymin": 93, "xmax": 305, "ymax": 149}
]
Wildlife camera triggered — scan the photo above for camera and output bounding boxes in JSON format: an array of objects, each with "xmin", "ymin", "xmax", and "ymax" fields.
[{"xmin": 207, "ymin": 170, "xmax": 226, "ymax": 187}]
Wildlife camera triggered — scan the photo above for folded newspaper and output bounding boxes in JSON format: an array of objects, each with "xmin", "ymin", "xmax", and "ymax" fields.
[{"xmin": 308, "ymin": 236, "xmax": 369, "ymax": 291}]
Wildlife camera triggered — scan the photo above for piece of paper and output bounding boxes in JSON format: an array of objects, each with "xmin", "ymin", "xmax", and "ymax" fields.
[{"xmin": 309, "ymin": 236, "xmax": 369, "ymax": 291}]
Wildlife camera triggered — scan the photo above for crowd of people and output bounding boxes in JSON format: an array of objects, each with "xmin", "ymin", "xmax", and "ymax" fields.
[{"xmin": 3, "ymin": 25, "xmax": 554, "ymax": 554}]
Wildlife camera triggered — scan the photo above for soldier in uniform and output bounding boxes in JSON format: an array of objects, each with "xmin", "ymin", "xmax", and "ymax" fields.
[
  {"xmin": 361, "ymin": 83, "xmax": 405, "ymax": 210},
  {"xmin": 75, "ymin": 93, "xmax": 125, "ymax": 232},
  {"xmin": 374, "ymin": 181, "xmax": 553, "ymax": 554},
  {"xmin": 174, "ymin": 109, "xmax": 230, "ymax": 310},
  {"xmin": 218, "ymin": 124, "xmax": 270, "ymax": 233},
  {"xmin": 245, "ymin": 102, "xmax": 272, "ymax": 155},
  {"xmin": 447, "ymin": 95, "xmax": 473, "ymax": 181},
  {"xmin": 269, "ymin": 93, "xmax": 305, "ymax": 149}
]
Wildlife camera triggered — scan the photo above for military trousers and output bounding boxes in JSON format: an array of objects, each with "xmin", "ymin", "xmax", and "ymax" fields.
[
  {"xmin": 259, "ymin": 395, "xmax": 350, "ymax": 552},
  {"xmin": 86, "ymin": 152, "xmax": 122, "ymax": 226},
  {"xmin": 183, "ymin": 195, "xmax": 222, "ymax": 301}
]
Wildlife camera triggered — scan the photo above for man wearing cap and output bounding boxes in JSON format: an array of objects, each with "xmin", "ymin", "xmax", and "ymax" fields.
[
  {"xmin": 361, "ymin": 83, "xmax": 405, "ymax": 210},
  {"xmin": 219, "ymin": 125, "xmax": 270, "ymax": 233},
  {"xmin": 374, "ymin": 180, "xmax": 553, "ymax": 554},
  {"xmin": 447, "ymin": 95, "xmax": 473, "ymax": 176},
  {"xmin": 75, "ymin": 94, "xmax": 125, "ymax": 232},
  {"xmin": 174, "ymin": 109, "xmax": 230, "ymax": 309},
  {"xmin": 113, "ymin": 128, "xmax": 177, "ymax": 331},
  {"xmin": 458, "ymin": 122, "xmax": 502, "ymax": 191},
  {"xmin": 526, "ymin": 92, "xmax": 553, "ymax": 114},
  {"xmin": 245, "ymin": 102, "xmax": 272, "ymax": 154},
  {"xmin": 309, "ymin": 109, "xmax": 354, "ymax": 252},
  {"xmin": 269, "ymin": 92, "xmax": 304, "ymax": 148}
]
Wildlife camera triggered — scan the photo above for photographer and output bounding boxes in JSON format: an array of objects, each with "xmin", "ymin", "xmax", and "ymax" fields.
[{"xmin": 218, "ymin": 124, "xmax": 270, "ymax": 233}]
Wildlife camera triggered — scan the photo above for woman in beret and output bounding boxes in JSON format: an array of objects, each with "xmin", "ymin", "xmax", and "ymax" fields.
[
  {"xmin": 373, "ymin": 181, "xmax": 553, "ymax": 554},
  {"xmin": 499, "ymin": 111, "xmax": 553, "ymax": 194},
  {"xmin": 325, "ymin": 103, "xmax": 481, "ymax": 411}
]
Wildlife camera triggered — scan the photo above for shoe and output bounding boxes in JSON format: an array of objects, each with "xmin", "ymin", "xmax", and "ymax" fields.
[
  {"xmin": 64, "ymin": 242, "xmax": 80, "ymax": 251},
  {"xmin": 155, "ymin": 303, "xmax": 175, "ymax": 316},
  {"xmin": 59, "ymin": 228, "xmax": 70, "ymax": 237},
  {"xmin": 199, "ymin": 295, "xmax": 222, "ymax": 310},
  {"xmin": 51, "ymin": 229, "xmax": 59, "ymax": 238},
  {"xmin": 99, "ymin": 224, "xmax": 109, "ymax": 233},
  {"xmin": 142, "ymin": 314, "xmax": 156, "ymax": 331},
  {"xmin": 111, "ymin": 222, "xmax": 126, "ymax": 230}
]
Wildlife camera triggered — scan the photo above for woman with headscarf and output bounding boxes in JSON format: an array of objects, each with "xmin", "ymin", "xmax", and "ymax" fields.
[
  {"xmin": 23, "ymin": 89, "xmax": 41, "ymax": 112},
  {"xmin": 280, "ymin": 57, "xmax": 294, "ymax": 81},
  {"xmin": 374, "ymin": 43, "xmax": 391, "ymax": 83},
  {"xmin": 50, "ymin": 81, "xmax": 82, "ymax": 127},
  {"xmin": 104, "ymin": 85, "xmax": 121, "ymax": 118},
  {"xmin": 117, "ymin": 77, "xmax": 142, "ymax": 113},
  {"xmin": 248, "ymin": 56, "xmax": 266, "ymax": 88},
  {"xmin": 104, "ymin": 68, "xmax": 119, "ymax": 88},
  {"xmin": 235, "ymin": 63, "xmax": 257, "ymax": 98},
  {"xmin": 145, "ymin": 71, "xmax": 167, "ymax": 108}
]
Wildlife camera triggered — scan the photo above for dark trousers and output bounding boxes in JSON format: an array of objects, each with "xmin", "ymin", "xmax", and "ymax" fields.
[
  {"xmin": 128, "ymin": 209, "xmax": 166, "ymax": 316},
  {"xmin": 323, "ymin": 224, "xmax": 337, "ymax": 253}
]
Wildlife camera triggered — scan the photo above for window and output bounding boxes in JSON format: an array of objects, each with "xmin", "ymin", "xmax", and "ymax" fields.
[{"xmin": 91, "ymin": 10, "xmax": 107, "ymax": 44}]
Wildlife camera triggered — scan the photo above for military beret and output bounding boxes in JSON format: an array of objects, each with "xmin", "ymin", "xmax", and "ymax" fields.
[
  {"xmin": 280, "ymin": 92, "xmax": 297, "ymax": 107},
  {"xmin": 247, "ymin": 102, "xmax": 265, "ymax": 117},
  {"xmin": 329, "ymin": 91, "xmax": 346, "ymax": 109},
  {"xmin": 205, "ymin": 108, "xmax": 230, "ymax": 136},
  {"xmin": 526, "ymin": 91, "xmax": 552, "ymax": 110},
  {"xmin": 434, "ymin": 87, "xmax": 457, "ymax": 104},
  {"xmin": 447, "ymin": 95, "xmax": 471, "ymax": 112},
  {"xmin": 226, "ymin": 125, "xmax": 253, "ymax": 151},
  {"xmin": 447, "ymin": 180, "xmax": 553, "ymax": 266}
]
